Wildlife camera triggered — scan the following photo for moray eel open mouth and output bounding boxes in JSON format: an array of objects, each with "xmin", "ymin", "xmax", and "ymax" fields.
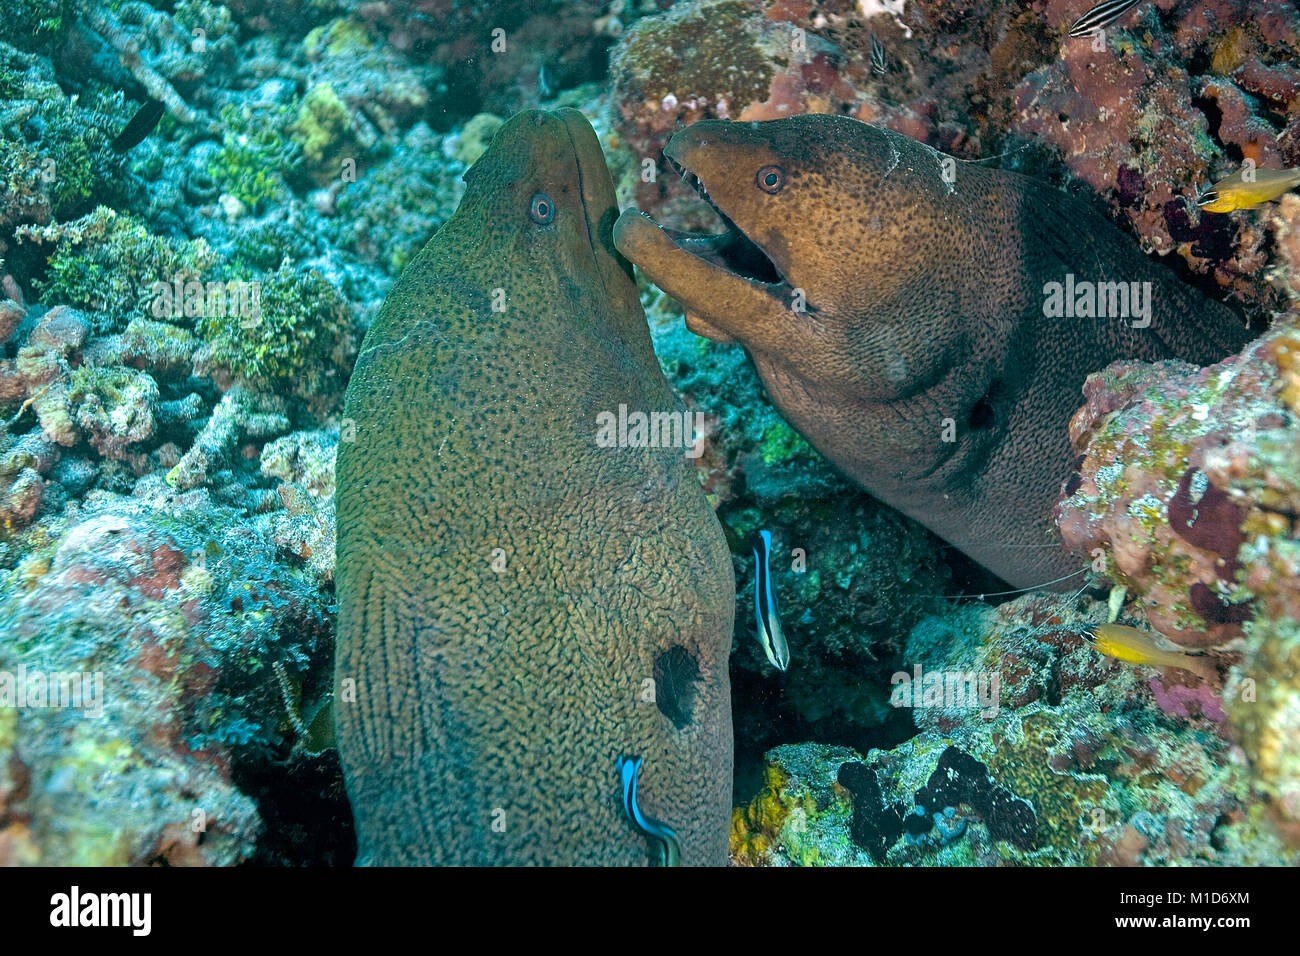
[
  {"xmin": 659, "ymin": 156, "xmax": 787, "ymax": 288},
  {"xmin": 620, "ymin": 151, "xmax": 792, "ymax": 300}
]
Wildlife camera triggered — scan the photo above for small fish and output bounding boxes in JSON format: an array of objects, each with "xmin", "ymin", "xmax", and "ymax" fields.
[
  {"xmin": 1068, "ymin": 0, "xmax": 1144, "ymax": 38},
  {"xmin": 870, "ymin": 31, "xmax": 888, "ymax": 75},
  {"xmin": 110, "ymin": 98, "xmax": 166, "ymax": 153},
  {"xmin": 751, "ymin": 529, "xmax": 790, "ymax": 672},
  {"xmin": 538, "ymin": 65, "xmax": 554, "ymax": 100},
  {"xmin": 1083, "ymin": 623, "xmax": 1217, "ymax": 682},
  {"xmin": 1197, "ymin": 166, "xmax": 1300, "ymax": 213},
  {"xmin": 617, "ymin": 755, "xmax": 681, "ymax": 867}
]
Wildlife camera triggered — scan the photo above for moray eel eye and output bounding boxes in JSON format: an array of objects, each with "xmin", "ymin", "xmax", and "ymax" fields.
[
  {"xmin": 529, "ymin": 192, "xmax": 555, "ymax": 224},
  {"xmin": 756, "ymin": 165, "xmax": 785, "ymax": 194}
]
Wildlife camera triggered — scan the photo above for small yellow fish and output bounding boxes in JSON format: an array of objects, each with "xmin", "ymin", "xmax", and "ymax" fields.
[
  {"xmin": 1084, "ymin": 623, "xmax": 1217, "ymax": 682},
  {"xmin": 1197, "ymin": 166, "xmax": 1300, "ymax": 213}
]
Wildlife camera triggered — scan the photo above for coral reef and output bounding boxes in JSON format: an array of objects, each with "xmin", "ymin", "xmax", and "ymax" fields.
[
  {"xmin": 1058, "ymin": 316, "xmax": 1300, "ymax": 843},
  {"xmin": 330, "ymin": 123, "xmax": 468, "ymax": 276},
  {"xmin": 19, "ymin": 207, "xmax": 215, "ymax": 334},
  {"xmin": 1016, "ymin": 0, "xmax": 1300, "ymax": 310},
  {"xmin": 1057, "ymin": 319, "xmax": 1299, "ymax": 646},
  {"xmin": 0, "ymin": 483, "xmax": 339, "ymax": 864},
  {"xmin": 194, "ymin": 260, "xmax": 357, "ymax": 408},
  {"xmin": 732, "ymin": 593, "xmax": 1295, "ymax": 866}
]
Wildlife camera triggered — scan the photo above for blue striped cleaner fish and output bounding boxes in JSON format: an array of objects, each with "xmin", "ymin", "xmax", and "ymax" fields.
[
  {"xmin": 751, "ymin": 529, "xmax": 791, "ymax": 672},
  {"xmin": 617, "ymin": 755, "xmax": 681, "ymax": 867},
  {"xmin": 1068, "ymin": 0, "xmax": 1144, "ymax": 37}
]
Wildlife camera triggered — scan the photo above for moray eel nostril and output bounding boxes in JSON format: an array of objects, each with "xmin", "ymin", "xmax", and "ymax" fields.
[
  {"xmin": 617, "ymin": 113, "xmax": 1255, "ymax": 591},
  {"xmin": 334, "ymin": 108, "xmax": 734, "ymax": 866}
]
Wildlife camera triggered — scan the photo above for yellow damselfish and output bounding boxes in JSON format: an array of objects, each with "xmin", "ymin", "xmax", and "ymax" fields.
[
  {"xmin": 1198, "ymin": 166, "xmax": 1300, "ymax": 213},
  {"xmin": 1084, "ymin": 623, "xmax": 1217, "ymax": 682}
]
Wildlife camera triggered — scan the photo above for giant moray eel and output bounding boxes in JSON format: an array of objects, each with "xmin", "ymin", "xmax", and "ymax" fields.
[
  {"xmin": 614, "ymin": 115, "xmax": 1254, "ymax": 590},
  {"xmin": 334, "ymin": 109, "xmax": 734, "ymax": 865}
]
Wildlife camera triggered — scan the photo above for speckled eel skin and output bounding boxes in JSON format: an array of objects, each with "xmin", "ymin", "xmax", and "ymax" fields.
[
  {"xmin": 615, "ymin": 114, "xmax": 1254, "ymax": 590},
  {"xmin": 334, "ymin": 109, "xmax": 734, "ymax": 865}
]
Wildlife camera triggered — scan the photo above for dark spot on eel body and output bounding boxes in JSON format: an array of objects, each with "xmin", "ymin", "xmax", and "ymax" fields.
[{"xmin": 654, "ymin": 645, "xmax": 700, "ymax": 730}]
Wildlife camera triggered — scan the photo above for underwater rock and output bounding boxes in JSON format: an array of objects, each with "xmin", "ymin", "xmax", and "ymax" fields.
[
  {"xmin": 611, "ymin": 0, "xmax": 853, "ymax": 177},
  {"xmin": 167, "ymin": 386, "xmax": 290, "ymax": 492},
  {"xmin": 0, "ymin": 42, "xmax": 137, "ymax": 236},
  {"xmin": 109, "ymin": 317, "xmax": 201, "ymax": 384},
  {"xmin": 294, "ymin": 17, "xmax": 439, "ymax": 177},
  {"xmin": 0, "ymin": 306, "xmax": 88, "ymax": 454},
  {"xmin": 256, "ymin": 428, "xmax": 338, "ymax": 586},
  {"xmin": 1271, "ymin": 194, "xmax": 1300, "ymax": 305},
  {"xmin": 1057, "ymin": 318, "xmax": 1300, "ymax": 647},
  {"xmin": 1014, "ymin": 0, "xmax": 1300, "ymax": 309},
  {"xmin": 68, "ymin": 365, "xmax": 159, "ymax": 461},
  {"xmin": 332, "ymin": 123, "xmax": 467, "ymax": 276},
  {"xmin": 65, "ymin": 0, "xmax": 238, "ymax": 130},
  {"xmin": 1227, "ymin": 615, "xmax": 1300, "ymax": 845},
  {"xmin": 315, "ymin": 0, "xmax": 618, "ymax": 118},
  {"xmin": 1060, "ymin": 325, "xmax": 1300, "ymax": 842}
]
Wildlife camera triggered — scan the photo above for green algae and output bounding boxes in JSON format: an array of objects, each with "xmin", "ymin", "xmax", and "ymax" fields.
[
  {"xmin": 25, "ymin": 207, "xmax": 216, "ymax": 332},
  {"xmin": 291, "ymin": 83, "xmax": 354, "ymax": 174},
  {"xmin": 209, "ymin": 103, "xmax": 299, "ymax": 211},
  {"xmin": 451, "ymin": 113, "xmax": 505, "ymax": 167},
  {"xmin": 303, "ymin": 16, "xmax": 374, "ymax": 58},
  {"xmin": 195, "ymin": 261, "xmax": 355, "ymax": 400},
  {"xmin": 759, "ymin": 419, "xmax": 814, "ymax": 466}
]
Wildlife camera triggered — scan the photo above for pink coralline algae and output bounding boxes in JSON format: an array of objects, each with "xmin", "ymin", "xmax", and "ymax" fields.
[
  {"xmin": 1151, "ymin": 677, "xmax": 1226, "ymax": 722},
  {"xmin": 1016, "ymin": 0, "xmax": 1300, "ymax": 311},
  {"xmin": 1056, "ymin": 317, "xmax": 1300, "ymax": 846},
  {"xmin": 0, "ymin": 482, "xmax": 336, "ymax": 865},
  {"xmin": 1056, "ymin": 318, "xmax": 1300, "ymax": 648}
]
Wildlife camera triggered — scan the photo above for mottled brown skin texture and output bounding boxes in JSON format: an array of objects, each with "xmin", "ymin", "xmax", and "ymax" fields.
[
  {"xmin": 334, "ymin": 109, "xmax": 734, "ymax": 865},
  {"xmin": 615, "ymin": 115, "xmax": 1253, "ymax": 589}
]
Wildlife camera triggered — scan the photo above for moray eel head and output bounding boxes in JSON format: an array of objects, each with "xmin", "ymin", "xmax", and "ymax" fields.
[
  {"xmin": 614, "ymin": 115, "xmax": 950, "ymax": 388},
  {"xmin": 614, "ymin": 115, "xmax": 1251, "ymax": 590},
  {"xmin": 451, "ymin": 108, "xmax": 641, "ymax": 334}
]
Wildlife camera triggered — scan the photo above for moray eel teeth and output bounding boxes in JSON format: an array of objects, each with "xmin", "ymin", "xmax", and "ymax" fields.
[
  {"xmin": 657, "ymin": 152, "xmax": 792, "ymax": 293},
  {"xmin": 662, "ymin": 157, "xmax": 783, "ymax": 280}
]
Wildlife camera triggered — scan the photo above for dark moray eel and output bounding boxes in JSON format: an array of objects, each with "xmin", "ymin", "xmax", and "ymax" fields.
[
  {"xmin": 614, "ymin": 114, "xmax": 1254, "ymax": 590},
  {"xmin": 334, "ymin": 109, "xmax": 734, "ymax": 865}
]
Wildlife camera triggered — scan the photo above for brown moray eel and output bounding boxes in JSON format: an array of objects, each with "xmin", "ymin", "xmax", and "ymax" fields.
[
  {"xmin": 614, "ymin": 115, "xmax": 1254, "ymax": 590},
  {"xmin": 334, "ymin": 109, "xmax": 734, "ymax": 865}
]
